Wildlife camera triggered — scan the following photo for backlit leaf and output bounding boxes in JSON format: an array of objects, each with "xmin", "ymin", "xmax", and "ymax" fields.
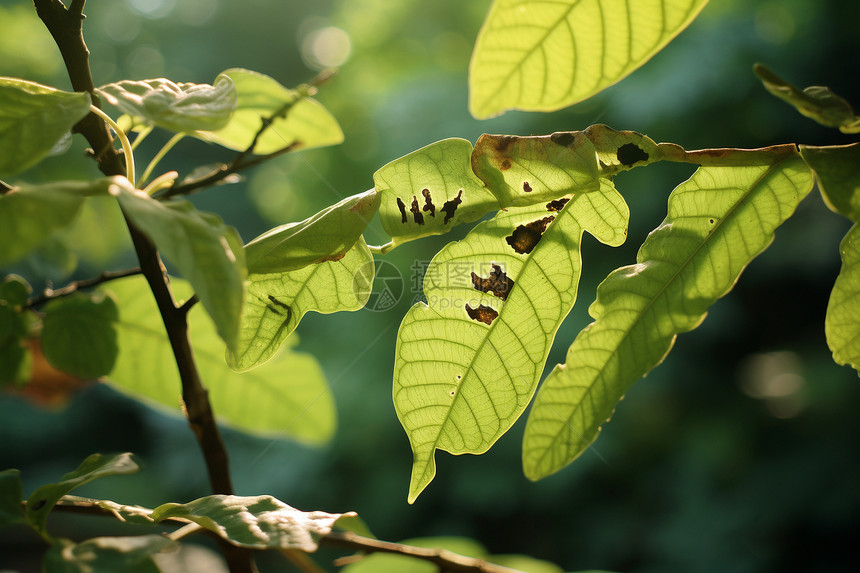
[
  {"xmin": 799, "ymin": 143, "xmax": 860, "ymax": 222},
  {"xmin": 105, "ymin": 276, "xmax": 335, "ymax": 443},
  {"xmin": 245, "ymin": 189, "xmax": 379, "ymax": 274},
  {"xmin": 468, "ymin": 0, "xmax": 710, "ymax": 118},
  {"xmin": 395, "ymin": 180, "xmax": 628, "ymax": 502},
  {"xmin": 43, "ymin": 536, "xmax": 175, "ymax": 573},
  {"xmin": 193, "ymin": 68, "xmax": 343, "ymax": 153},
  {"xmin": 110, "ymin": 178, "xmax": 246, "ymax": 353},
  {"xmin": 97, "ymin": 75, "xmax": 237, "ymax": 133},
  {"xmin": 229, "ymin": 238, "xmax": 373, "ymax": 372},
  {"xmin": 151, "ymin": 494, "xmax": 357, "ymax": 552},
  {"xmin": 374, "ymin": 138, "xmax": 499, "ymax": 245},
  {"xmin": 522, "ymin": 147, "xmax": 814, "ymax": 480},
  {"xmin": 824, "ymin": 225, "xmax": 860, "ymax": 374},
  {"xmin": 41, "ymin": 291, "xmax": 119, "ymax": 379},
  {"xmin": 26, "ymin": 453, "xmax": 139, "ymax": 535},
  {"xmin": 0, "ymin": 77, "xmax": 91, "ymax": 177}
]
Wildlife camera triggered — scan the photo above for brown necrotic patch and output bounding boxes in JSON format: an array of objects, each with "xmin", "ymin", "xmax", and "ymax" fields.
[
  {"xmin": 546, "ymin": 198, "xmax": 570, "ymax": 212},
  {"xmin": 421, "ymin": 188, "xmax": 435, "ymax": 216},
  {"xmin": 441, "ymin": 190, "xmax": 463, "ymax": 224},
  {"xmin": 617, "ymin": 143, "xmax": 649, "ymax": 166},
  {"xmin": 410, "ymin": 196, "xmax": 425, "ymax": 225},
  {"xmin": 506, "ymin": 216, "xmax": 554, "ymax": 254},
  {"xmin": 465, "ymin": 303, "xmax": 499, "ymax": 325},
  {"xmin": 471, "ymin": 264, "xmax": 514, "ymax": 301},
  {"xmin": 523, "ymin": 181, "xmax": 532, "ymax": 193},
  {"xmin": 550, "ymin": 132, "xmax": 576, "ymax": 147},
  {"xmin": 396, "ymin": 197, "xmax": 408, "ymax": 223}
]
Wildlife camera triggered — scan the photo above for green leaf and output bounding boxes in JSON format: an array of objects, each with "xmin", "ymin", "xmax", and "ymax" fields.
[
  {"xmin": 105, "ymin": 276, "xmax": 335, "ymax": 443},
  {"xmin": 111, "ymin": 178, "xmax": 246, "ymax": 353},
  {"xmin": 0, "ymin": 77, "xmax": 91, "ymax": 177},
  {"xmin": 0, "ymin": 275, "xmax": 32, "ymax": 386},
  {"xmin": 43, "ymin": 536, "xmax": 175, "ymax": 573},
  {"xmin": 754, "ymin": 64, "xmax": 860, "ymax": 134},
  {"xmin": 799, "ymin": 143, "xmax": 860, "ymax": 222},
  {"xmin": 96, "ymin": 75, "xmax": 237, "ymax": 133},
  {"xmin": 193, "ymin": 68, "xmax": 343, "ymax": 153},
  {"xmin": 151, "ymin": 494, "xmax": 357, "ymax": 552},
  {"xmin": 0, "ymin": 274, "xmax": 32, "ymax": 307},
  {"xmin": 245, "ymin": 189, "xmax": 379, "ymax": 274},
  {"xmin": 824, "ymin": 225, "xmax": 860, "ymax": 374},
  {"xmin": 41, "ymin": 291, "xmax": 119, "ymax": 379},
  {"xmin": 26, "ymin": 453, "xmax": 139, "ymax": 535},
  {"xmin": 468, "ymin": 0, "xmax": 710, "ymax": 118},
  {"xmin": 395, "ymin": 180, "xmax": 628, "ymax": 502},
  {"xmin": 0, "ymin": 469, "xmax": 25, "ymax": 528},
  {"xmin": 522, "ymin": 147, "xmax": 814, "ymax": 480},
  {"xmin": 374, "ymin": 138, "xmax": 499, "ymax": 245},
  {"xmin": 229, "ymin": 238, "xmax": 374, "ymax": 372},
  {"xmin": 0, "ymin": 178, "xmax": 113, "ymax": 266}
]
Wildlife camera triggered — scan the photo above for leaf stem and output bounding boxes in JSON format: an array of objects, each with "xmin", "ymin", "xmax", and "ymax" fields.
[
  {"xmin": 139, "ymin": 132, "xmax": 185, "ymax": 188},
  {"xmin": 89, "ymin": 105, "xmax": 135, "ymax": 185},
  {"xmin": 27, "ymin": 267, "xmax": 143, "ymax": 308}
]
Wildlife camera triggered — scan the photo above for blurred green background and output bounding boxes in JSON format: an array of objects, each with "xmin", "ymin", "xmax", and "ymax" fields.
[{"xmin": 2, "ymin": 0, "xmax": 859, "ymax": 571}]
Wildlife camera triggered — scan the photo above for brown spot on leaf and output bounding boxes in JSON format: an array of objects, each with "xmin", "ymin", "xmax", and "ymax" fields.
[
  {"xmin": 465, "ymin": 303, "xmax": 498, "ymax": 325},
  {"xmin": 421, "ymin": 188, "xmax": 435, "ymax": 216},
  {"xmin": 410, "ymin": 196, "xmax": 425, "ymax": 225},
  {"xmin": 506, "ymin": 216, "xmax": 554, "ymax": 254},
  {"xmin": 499, "ymin": 158, "xmax": 512, "ymax": 170},
  {"xmin": 550, "ymin": 132, "xmax": 576, "ymax": 147},
  {"xmin": 396, "ymin": 198, "xmax": 408, "ymax": 223},
  {"xmin": 523, "ymin": 181, "xmax": 532, "ymax": 193},
  {"xmin": 442, "ymin": 190, "xmax": 463, "ymax": 224},
  {"xmin": 617, "ymin": 143, "xmax": 649, "ymax": 166},
  {"xmin": 471, "ymin": 263, "xmax": 515, "ymax": 301},
  {"xmin": 546, "ymin": 198, "xmax": 570, "ymax": 212}
]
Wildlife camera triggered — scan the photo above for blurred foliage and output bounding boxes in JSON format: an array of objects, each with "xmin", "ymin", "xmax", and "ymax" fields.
[{"xmin": 1, "ymin": 0, "xmax": 859, "ymax": 571}]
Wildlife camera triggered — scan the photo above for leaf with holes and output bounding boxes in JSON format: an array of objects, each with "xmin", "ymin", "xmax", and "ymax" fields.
[
  {"xmin": 229, "ymin": 238, "xmax": 373, "ymax": 372},
  {"xmin": 151, "ymin": 495, "xmax": 357, "ymax": 552},
  {"xmin": 110, "ymin": 178, "xmax": 246, "ymax": 353},
  {"xmin": 97, "ymin": 75, "xmax": 237, "ymax": 133},
  {"xmin": 394, "ymin": 180, "xmax": 628, "ymax": 502},
  {"xmin": 105, "ymin": 276, "xmax": 335, "ymax": 443},
  {"xmin": 245, "ymin": 189, "xmax": 379, "ymax": 274},
  {"xmin": 522, "ymin": 146, "xmax": 814, "ymax": 480},
  {"xmin": 0, "ymin": 77, "xmax": 91, "ymax": 177},
  {"xmin": 469, "ymin": 0, "xmax": 710, "ymax": 118},
  {"xmin": 374, "ymin": 138, "xmax": 499, "ymax": 247},
  {"xmin": 193, "ymin": 68, "xmax": 343, "ymax": 153},
  {"xmin": 26, "ymin": 453, "xmax": 139, "ymax": 536}
]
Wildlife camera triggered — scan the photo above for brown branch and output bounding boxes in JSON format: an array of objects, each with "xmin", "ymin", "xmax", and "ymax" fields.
[
  {"xmin": 27, "ymin": 267, "xmax": 142, "ymax": 308},
  {"xmin": 34, "ymin": 3, "xmax": 255, "ymax": 572}
]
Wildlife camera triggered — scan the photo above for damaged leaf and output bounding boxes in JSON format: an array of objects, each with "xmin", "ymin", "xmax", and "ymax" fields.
[
  {"xmin": 374, "ymin": 138, "xmax": 499, "ymax": 245},
  {"xmin": 394, "ymin": 179, "xmax": 628, "ymax": 502},
  {"xmin": 523, "ymin": 147, "xmax": 813, "ymax": 480}
]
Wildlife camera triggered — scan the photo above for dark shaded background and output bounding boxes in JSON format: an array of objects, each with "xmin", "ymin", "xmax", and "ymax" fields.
[{"xmin": 1, "ymin": 0, "xmax": 859, "ymax": 571}]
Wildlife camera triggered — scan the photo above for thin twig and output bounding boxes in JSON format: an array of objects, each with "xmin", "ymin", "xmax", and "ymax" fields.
[
  {"xmin": 27, "ymin": 267, "xmax": 142, "ymax": 308},
  {"xmin": 0, "ymin": 179, "xmax": 12, "ymax": 194}
]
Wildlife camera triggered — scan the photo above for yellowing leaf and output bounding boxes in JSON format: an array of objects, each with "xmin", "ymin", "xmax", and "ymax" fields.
[
  {"xmin": 395, "ymin": 180, "xmax": 628, "ymax": 502},
  {"xmin": 522, "ymin": 147, "xmax": 814, "ymax": 480},
  {"xmin": 469, "ymin": 0, "xmax": 710, "ymax": 118}
]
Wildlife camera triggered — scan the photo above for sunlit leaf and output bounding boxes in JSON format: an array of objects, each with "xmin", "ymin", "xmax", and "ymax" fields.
[
  {"xmin": 97, "ymin": 75, "xmax": 237, "ymax": 133},
  {"xmin": 41, "ymin": 291, "xmax": 119, "ymax": 379},
  {"xmin": 799, "ymin": 143, "xmax": 860, "ymax": 222},
  {"xmin": 755, "ymin": 64, "xmax": 860, "ymax": 134},
  {"xmin": 245, "ymin": 189, "xmax": 379, "ymax": 273},
  {"xmin": 0, "ymin": 178, "xmax": 113, "ymax": 266},
  {"xmin": 0, "ymin": 77, "xmax": 91, "ymax": 177},
  {"xmin": 395, "ymin": 180, "xmax": 628, "ymax": 502},
  {"xmin": 229, "ymin": 238, "xmax": 373, "ymax": 372},
  {"xmin": 824, "ymin": 225, "xmax": 860, "ymax": 374},
  {"xmin": 194, "ymin": 68, "xmax": 343, "ymax": 153},
  {"xmin": 105, "ymin": 276, "xmax": 335, "ymax": 443},
  {"xmin": 26, "ymin": 453, "xmax": 139, "ymax": 535},
  {"xmin": 374, "ymin": 138, "xmax": 499, "ymax": 245},
  {"xmin": 468, "ymin": 0, "xmax": 710, "ymax": 118},
  {"xmin": 522, "ymin": 147, "xmax": 814, "ymax": 480},
  {"xmin": 151, "ymin": 494, "xmax": 357, "ymax": 552},
  {"xmin": 43, "ymin": 536, "xmax": 175, "ymax": 573},
  {"xmin": 110, "ymin": 178, "xmax": 246, "ymax": 353},
  {"xmin": 0, "ymin": 469, "xmax": 24, "ymax": 527}
]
